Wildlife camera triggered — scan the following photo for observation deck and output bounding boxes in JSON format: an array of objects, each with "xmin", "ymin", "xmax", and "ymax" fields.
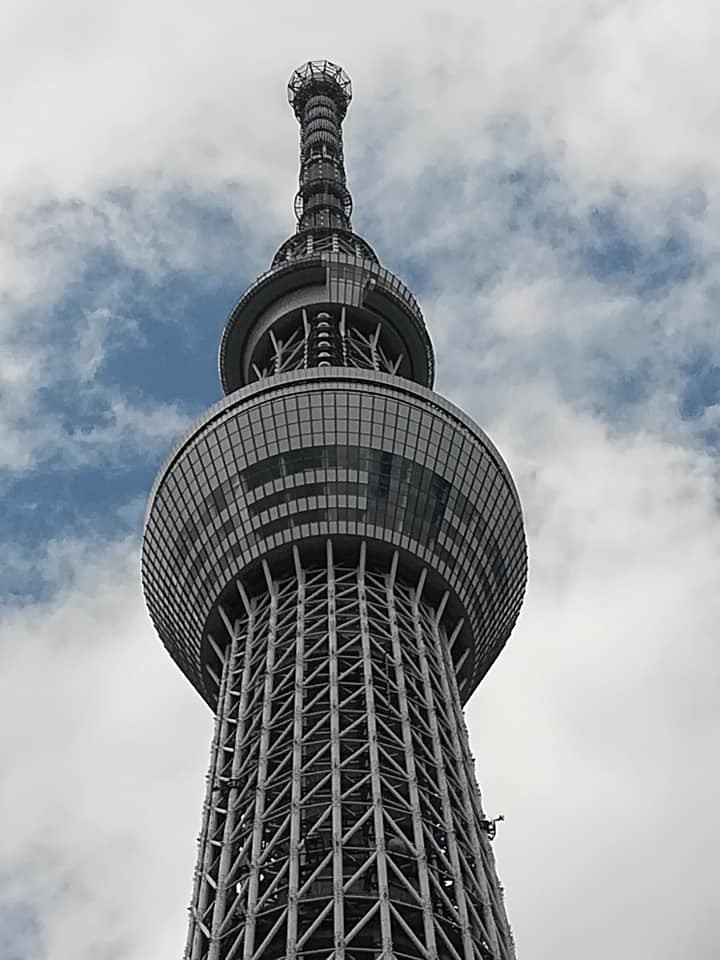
[
  {"xmin": 219, "ymin": 253, "xmax": 435, "ymax": 393},
  {"xmin": 142, "ymin": 367, "xmax": 526, "ymax": 708}
]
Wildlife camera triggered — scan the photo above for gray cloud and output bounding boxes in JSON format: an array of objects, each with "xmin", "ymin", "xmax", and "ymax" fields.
[{"xmin": 1, "ymin": 2, "xmax": 719, "ymax": 958}]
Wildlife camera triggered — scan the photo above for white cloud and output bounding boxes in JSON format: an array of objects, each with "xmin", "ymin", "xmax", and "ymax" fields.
[
  {"xmin": 1, "ymin": 2, "xmax": 719, "ymax": 958},
  {"xmin": 62, "ymin": 395, "xmax": 192, "ymax": 464},
  {"xmin": 469, "ymin": 395, "xmax": 720, "ymax": 956},
  {"xmin": 0, "ymin": 537, "xmax": 210, "ymax": 960},
  {"xmin": 1, "ymin": 1, "xmax": 718, "ymax": 202},
  {"xmin": 0, "ymin": 192, "xmax": 239, "ymax": 472},
  {"xmin": 72, "ymin": 308, "xmax": 140, "ymax": 382}
]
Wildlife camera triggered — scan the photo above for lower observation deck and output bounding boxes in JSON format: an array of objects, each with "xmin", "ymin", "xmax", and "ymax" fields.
[{"xmin": 142, "ymin": 368, "xmax": 526, "ymax": 708}]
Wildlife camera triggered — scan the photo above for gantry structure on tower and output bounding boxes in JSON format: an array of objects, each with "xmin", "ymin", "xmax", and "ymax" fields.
[{"xmin": 142, "ymin": 60, "xmax": 527, "ymax": 960}]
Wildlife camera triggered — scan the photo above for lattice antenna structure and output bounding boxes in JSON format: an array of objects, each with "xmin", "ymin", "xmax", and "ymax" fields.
[
  {"xmin": 142, "ymin": 60, "xmax": 528, "ymax": 960},
  {"xmin": 288, "ymin": 60, "xmax": 354, "ymax": 234}
]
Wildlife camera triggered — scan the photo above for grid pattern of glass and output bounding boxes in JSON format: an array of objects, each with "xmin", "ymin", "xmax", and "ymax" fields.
[
  {"xmin": 186, "ymin": 548, "xmax": 516, "ymax": 960},
  {"xmin": 142, "ymin": 369, "xmax": 527, "ymax": 707}
]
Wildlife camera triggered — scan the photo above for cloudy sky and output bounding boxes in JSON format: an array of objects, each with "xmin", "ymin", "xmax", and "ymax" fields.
[{"xmin": 1, "ymin": 2, "xmax": 719, "ymax": 957}]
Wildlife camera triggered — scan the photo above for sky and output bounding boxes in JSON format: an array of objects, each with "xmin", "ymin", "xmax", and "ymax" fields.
[{"xmin": 1, "ymin": 1, "xmax": 719, "ymax": 957}]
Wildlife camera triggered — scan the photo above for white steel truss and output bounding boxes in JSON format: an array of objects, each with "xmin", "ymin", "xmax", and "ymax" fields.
[
  {"xmin": 186, "ymin": 541, "xmax": 515, "ymax": 960},
  {"xmin": 255, "ymin": 308, "xmax": 402, "ymax": 380}
]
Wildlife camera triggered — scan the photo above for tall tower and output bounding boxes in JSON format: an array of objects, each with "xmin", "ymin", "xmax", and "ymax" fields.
[{"xmin": 142, "ymin": 61, "xmax": 527, "ymax": 960}]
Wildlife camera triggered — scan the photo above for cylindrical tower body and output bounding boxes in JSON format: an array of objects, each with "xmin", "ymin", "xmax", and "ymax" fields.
[{"xmin": 142, "ymin": 61, "xmax": 527, "ymax": 960}]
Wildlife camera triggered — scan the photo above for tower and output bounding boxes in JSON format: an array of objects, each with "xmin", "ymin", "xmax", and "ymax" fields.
[{"xmin": 142, "ymin": 59, "xmax": 527, "ymax": 960}]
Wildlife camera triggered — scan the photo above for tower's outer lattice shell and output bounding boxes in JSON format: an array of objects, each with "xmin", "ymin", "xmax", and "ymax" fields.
[{"xmin": 141, "ymin": 60, "xmax": 528, "ymax": 960}]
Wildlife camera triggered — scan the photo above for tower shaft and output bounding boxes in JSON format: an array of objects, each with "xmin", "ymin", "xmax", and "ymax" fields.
[
  {"xmin": 141, "ymin": 60, "xmax": 527, "ymax": 960},
  {"xmin": 186, "ymin": 547, "xmax": 514, "ymax": 960}
]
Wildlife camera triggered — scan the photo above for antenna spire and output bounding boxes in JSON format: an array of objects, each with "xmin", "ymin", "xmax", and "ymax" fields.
[{"xmin": 288, "ymin": 60, "xmax": 354, "ymax": 232}]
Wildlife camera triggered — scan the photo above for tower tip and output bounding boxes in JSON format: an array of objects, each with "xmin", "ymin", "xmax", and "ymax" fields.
[{"xmin": 288, "ymin": 60, "xmax": 352, "ymax": 120}]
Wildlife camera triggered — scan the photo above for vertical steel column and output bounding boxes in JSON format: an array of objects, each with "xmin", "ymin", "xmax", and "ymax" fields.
[
  {"xmin": 185, "ymin": 641, "xmax": 231, "ymax": 960},
  {"xmin": 213, "ymin": 585, "xmax": 260, "ymax": 959},
  {"xmin": 339, "ymin": 307, "xmax": 348, "ymax": 365},
  {"xmin": 242, "ymin": 563, "xmax": 278, "ymax": 960},
  {"xmin": 285, "ymin": 548, "xmax": 305, "ymax": 959},
  {"xmin": 385, "ymin": 552, "xmax": 437, "ymax": 956},
  {"xmin": 412, "ymin": 572, "xmax": 474, "ymax": 960},
  {"xmin": 433, "ymin": 619, "xmax": 507, "ymax": 960},
  {"xmin": 357, "ymin": 543, "xmax": 394, "ymax": 953},
  {"xmin": 301, "ymin": 309, "xmax": 310, "ymax": 370},
  {"xmin": 326, "ymin": 540, "xmax": 346, "ymax": 957},
  {"xmin": 204, "ymin": 596, "xmax": 255, "ymax": 960},
  {"xmin": 437, "ymin": 623, "xmax": 516, "ymax": 960}
]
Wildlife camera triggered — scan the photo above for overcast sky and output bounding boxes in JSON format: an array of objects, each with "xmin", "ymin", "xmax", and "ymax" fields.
[{"xmin": 1, "ymin": 2, "xmax": 719, "ymax": 958}]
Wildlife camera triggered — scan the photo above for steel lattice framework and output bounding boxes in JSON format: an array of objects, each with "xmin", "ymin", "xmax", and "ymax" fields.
[
  {"xmin": 142, "ymin": 60, "xmax": 528, "ymax": 960},
  {"xmin": 185, "ymin": 546, "xmax": 514, "ymax": 960}
]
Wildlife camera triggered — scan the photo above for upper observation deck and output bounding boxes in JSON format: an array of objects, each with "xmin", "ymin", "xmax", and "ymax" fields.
[
  {"xmin": 219, "ymin": 254, "xmax": 435, "ymax": 393},
  {"xmin": 219, "ymin": 60, "xmax": 435, "ymax": 394}
]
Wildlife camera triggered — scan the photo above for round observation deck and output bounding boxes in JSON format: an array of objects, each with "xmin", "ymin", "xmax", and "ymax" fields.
[
  {"xmin": 142, "ymin": 368, "xmax": 527, "ymax": 709},
  {"xmin": 219, "ymin": 256, "xmax": 435, "ymax": 394}
]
